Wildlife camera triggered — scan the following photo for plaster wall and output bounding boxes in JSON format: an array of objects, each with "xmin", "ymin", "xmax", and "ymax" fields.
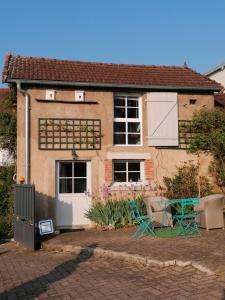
[{"xmin": 17, "ymin": 87, "xmax": 214, "ymax": 220}]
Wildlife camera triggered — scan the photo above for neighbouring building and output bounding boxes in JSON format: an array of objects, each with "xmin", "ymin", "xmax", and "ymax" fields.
[
  {"xmin": 205, "ymin": 62, "xmax": 225, "ymax": 107},
  {"xmin": 2, "ymin": 53, "xmax": 222, "ymax": 228},
  {"xmin": 205, "ymin": 62, "xmax": 225, "ymax": 88}
]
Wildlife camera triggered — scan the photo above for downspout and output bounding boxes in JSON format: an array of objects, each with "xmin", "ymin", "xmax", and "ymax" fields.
[{"xmin": 17, "ymin": 82, "xmax": 30, "ymax": 184}]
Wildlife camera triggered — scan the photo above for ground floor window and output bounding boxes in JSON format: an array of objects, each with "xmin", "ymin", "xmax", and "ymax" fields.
[
  {"xmin": 58, "ymin": 161, "xmax": 87, "ymax": 194},
  {"xmin": 113, "ymin": 160, "xmax": 144, "ymax": 183}
]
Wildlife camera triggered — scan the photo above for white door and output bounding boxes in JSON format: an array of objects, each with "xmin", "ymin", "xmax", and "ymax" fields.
[{"xmin": 56, "ymin": 161, "xmax": 92, "ymax": 228}]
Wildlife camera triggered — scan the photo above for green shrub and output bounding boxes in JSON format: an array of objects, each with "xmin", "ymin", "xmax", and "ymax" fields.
[
  {"xmin": 85, "ymin": 195, "xmax": 146, "ymax": 229},
  {"xmin": 163, "ymin": 161, "xmax": 213, "ymax": 199},
  {"xmin": 0, "ymin": 214, "xmax": 13, "ymax": 239},
  {"xmin": 190, "ymin": 108, "xmax": 225, "ymax": 191},
  {"xmin": 0, "ymin": 165, "xmax": 14, "ymax": 239}
]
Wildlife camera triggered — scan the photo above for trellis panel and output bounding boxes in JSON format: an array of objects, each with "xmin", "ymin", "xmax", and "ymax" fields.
[
  {"xmin": 38, "ymin": 118, "xmax": 101, "ymax": 150},
  {"xmin": 178, "ymin": 120, "xmax": 194, "ymax": 149}
]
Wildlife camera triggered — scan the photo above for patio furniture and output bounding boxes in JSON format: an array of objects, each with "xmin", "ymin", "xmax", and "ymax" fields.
[
  {"xmin": 172, "ymin": 198, "xmax": 201, "ymax": 238},
  {"xmin": 144, "ymin": 196, "xmax": 173, "ymax": 227},
  {"xmin": 194, "ymin": 194, "xmax": 225, "ymax": 230},
  {"xmin": 129, "ymin": 200, "xmax": 156, "ymax": 240}
]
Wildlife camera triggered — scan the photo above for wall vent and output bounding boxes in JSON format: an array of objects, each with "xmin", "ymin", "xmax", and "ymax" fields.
[
  {"xmin": 46, "ymin": 90, "xmax": 56, "ymax": 100},
  {"xmin": 75, "ymin": 91, "xmax": 85, "ymax": 101}
]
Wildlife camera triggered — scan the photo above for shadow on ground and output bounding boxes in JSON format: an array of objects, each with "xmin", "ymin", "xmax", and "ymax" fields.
[{"xmin": 0, "ymin": 243, "xmax": 97, "ymax": 299}]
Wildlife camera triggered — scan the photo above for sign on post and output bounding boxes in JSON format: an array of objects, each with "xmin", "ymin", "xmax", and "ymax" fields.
[{"xmin": 39, "ymin": 219, "xmax": 54, "ymax": 235}]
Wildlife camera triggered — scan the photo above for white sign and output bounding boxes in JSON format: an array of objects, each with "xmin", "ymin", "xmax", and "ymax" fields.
[{"xmin": 39, "ymin": 219, "xmax": 54, "ymax": 235}]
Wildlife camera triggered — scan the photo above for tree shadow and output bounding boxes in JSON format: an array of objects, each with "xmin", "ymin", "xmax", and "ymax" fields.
[{"xmin": 0, "ymin": 243, "xmax": 97, "ymax": 299}]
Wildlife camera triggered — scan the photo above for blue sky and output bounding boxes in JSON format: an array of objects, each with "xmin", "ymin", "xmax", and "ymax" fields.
[{"xmin": 0, "ymin": 0, "xmax": 225, "ymax": 87}]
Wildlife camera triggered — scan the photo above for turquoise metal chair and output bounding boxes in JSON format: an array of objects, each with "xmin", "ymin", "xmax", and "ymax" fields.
[
  {"xmin": 129, "ymin": 200, "xmax": 156, "ymax": 240},
  {"xmin": 172, "ymin": 197, "xmax": 201, "ymax": 238}
]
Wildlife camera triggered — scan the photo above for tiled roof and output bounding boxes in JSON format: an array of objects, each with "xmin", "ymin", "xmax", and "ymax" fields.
[
  {"xmin": 215, "ymin": 93, "xmax": 225, "ymax": 107},
  {"xmin": 2, "ymin": 53, "xmax": 222, "ymax": 91}
]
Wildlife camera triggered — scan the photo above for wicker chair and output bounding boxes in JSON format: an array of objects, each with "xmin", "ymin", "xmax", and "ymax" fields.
[
  {"xmin": 144, "ymin": 196, "xmax": 172, "ymax": 227},
  {"xmin": 194, "ymin": 194, "xmax": 225, "ymax": 230}
]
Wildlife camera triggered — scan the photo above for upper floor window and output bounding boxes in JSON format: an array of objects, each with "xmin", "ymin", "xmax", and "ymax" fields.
[{"xmin": 113, "ymin": 95, "xmax": 142, "ymax": 145}]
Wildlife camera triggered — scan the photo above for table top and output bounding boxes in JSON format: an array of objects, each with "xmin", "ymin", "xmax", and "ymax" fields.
[{"xmin": 159, "ymin": 197, "xmax": 200, "ymax": 208}]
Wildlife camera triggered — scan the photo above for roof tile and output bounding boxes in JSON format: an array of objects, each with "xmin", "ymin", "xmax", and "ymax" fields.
[{"xmin": 2, "ymin": 53, "xmax": 222, "ymax": 90}]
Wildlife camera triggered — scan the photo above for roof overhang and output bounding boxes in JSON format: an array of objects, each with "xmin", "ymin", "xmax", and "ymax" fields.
[
  {"xmin": 205, "ymin": 62, "xmax": 225, "ymax": 76},
  {"xmin": 6, "ymin": 78, "xmax": 221, "ymax": 92}
]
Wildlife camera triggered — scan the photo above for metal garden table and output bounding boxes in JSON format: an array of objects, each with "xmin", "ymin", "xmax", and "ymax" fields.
[{"xmin": 158, "ymin": 197, "xmax": 201, "ymax": 238}]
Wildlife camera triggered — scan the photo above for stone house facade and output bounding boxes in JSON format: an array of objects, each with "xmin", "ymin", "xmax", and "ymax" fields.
[{"xmin": 2, "ymin": 53, "xmax": 221, "ymax": 228}]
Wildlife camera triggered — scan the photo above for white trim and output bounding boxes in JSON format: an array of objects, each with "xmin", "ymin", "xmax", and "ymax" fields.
[
  {"xmin": 113, "ymin": 94, "xmax": 143, "ymax": 146},
  {"xmin": 57, "ymin": 160, "xmax": 89, "ymax": 194},
  {"xmin": 107, "ymin": 152, "xmax": 151, "ymax": 159},
  {"xmin": 112, "ymin": 160, "xmax": 144, "ymax": 185}
]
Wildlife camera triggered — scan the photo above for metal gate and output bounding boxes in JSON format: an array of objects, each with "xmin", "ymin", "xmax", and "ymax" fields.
[{"xmin": 14, "ymin": 184, "xmax": 36, "ymax": 250}]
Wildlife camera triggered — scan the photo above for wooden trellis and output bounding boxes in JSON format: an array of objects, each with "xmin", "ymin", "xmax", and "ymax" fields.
[
  {"xmin": 38, "ymin": 118, "xmax": 101, "ymax": 150},
  {"xmin": 178, "ymin": 120, "xmax": 194, "ymax": 149}
]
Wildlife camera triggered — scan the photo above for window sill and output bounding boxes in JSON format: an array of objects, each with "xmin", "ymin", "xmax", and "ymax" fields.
[
  {"xmin": 110, "ymin": 182, "xmax": 150, "ymax": 191},
  {"xmin": 113, "ymin": 144, "xmax": 143, "ymax": 147}
]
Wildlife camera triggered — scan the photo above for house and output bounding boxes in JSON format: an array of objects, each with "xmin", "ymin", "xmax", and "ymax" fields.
[
  {"xmin": 205, "ymin": 63, "xmax": 225, "ymax": 107},
  {"xmin": 2, "ymin": 53, "xmax": 222, "ymax": 229},
  {"xmin": 0, "ymin": 88, "xmax": 14, "ymax": 165},
  {"xmin": 205, "ymin": 62, "xmax": 225, "ymax": 88}
]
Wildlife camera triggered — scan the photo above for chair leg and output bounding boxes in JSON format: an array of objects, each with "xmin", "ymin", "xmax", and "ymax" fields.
[
  {"xmin": 133, "ymin": 223, "xmax": 156, "ymax": 240},
  {"xmin": 132, "ymin": 225, "xmax": 142, "ymax": 238},
  {"xmin": 146, "ymin": 225, "xmax": 156, "ymax": 237}
]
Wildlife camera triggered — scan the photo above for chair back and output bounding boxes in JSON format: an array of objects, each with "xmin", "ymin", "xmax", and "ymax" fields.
[
  {"xmin": 180, "ymin": 197, "xmax": 200, "ymax": 214},
  {"xmin": 129, "ymin": 200, "xmax": 142, "ymax": 222}
]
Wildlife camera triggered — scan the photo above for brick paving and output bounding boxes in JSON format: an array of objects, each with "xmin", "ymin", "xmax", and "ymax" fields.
[
  {"xmin": 0, "ymin": 242, "xmax": 223, "ymax": 300},
  {"xmin": 43, "ymin": 228, "xmax": 225, "ymax": 275}
]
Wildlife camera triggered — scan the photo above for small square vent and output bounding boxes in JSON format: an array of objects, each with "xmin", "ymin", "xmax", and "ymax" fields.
[
  {"xmin": 75, "ymin": 91, "xmax": 85, "ymax": 102},
  {"xmin": 46, "ymin": 90, "xmax": 56, "ymax": 100}
]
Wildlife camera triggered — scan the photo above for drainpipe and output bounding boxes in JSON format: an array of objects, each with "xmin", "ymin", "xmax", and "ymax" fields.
[{"xmin": 17, "ymin": 82, "xmax": 30, "ymax": 184}]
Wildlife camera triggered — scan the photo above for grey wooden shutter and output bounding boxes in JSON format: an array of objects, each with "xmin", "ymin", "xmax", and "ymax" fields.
[{"xmin": 147, "ymin": 92, "xmax": 179, "ymax": 146}]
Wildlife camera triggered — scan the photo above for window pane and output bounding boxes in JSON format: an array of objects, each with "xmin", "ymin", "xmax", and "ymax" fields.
[
  {"xmin": 114, "ymin": 122, "xmax": 126, "ymax": 132},
  {"xmin": 114, "ymin": 134, "xmax": 126, "ymax": 144},
  {"xmin": 114, "ymin": 107, "xmax": 125, "ymax": 118},
  {"xmin": 74, "ymin": 179, "xmax": 86, "ymax": 193},
  {"xmin": 128, "ymin": 134, "xmax": 140, "ymax": 144},
  {"xmin": 59, "ymin": 179, "xmax": 72, "ymax": 193},
  {"xmin": 114, "ymin": 97, "xmax": 125, "ymax": 106},
  {"xmin": 128, "ymin": 172, "xmax": 140, "ymax": 182},
  {"xmin": 114, "ymin": 172, "xmax": 126, "ymax": 182},
  {"xmin": 59, "ymin": 162, "xmax": 72, "ymax": 177},
  {"xmin": 114, "ymin": 162, "xmax": 126, "ymax": 171},
  {"xmin": 128, "ymin": 162, "xmax": 140, "ymax": 171},
  {"xmin": 74, "ymin": 162, "xmax": 86, "ymax": 177},
  {"xmin": 127, "ymin": 99, "xmax": 138, "ymax": 107},
  {"xmin": 128, "ymin": 122, "xmax": 140, "ymax": 133},
  {"xmin": 127, "ymin": 108, "xmax": 139, "ymax": 118}
]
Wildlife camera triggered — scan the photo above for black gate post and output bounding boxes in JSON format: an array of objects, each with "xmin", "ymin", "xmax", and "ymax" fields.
[{"xmin": 14, "ymin": 184, "xmax": 36, "ymax": 250}]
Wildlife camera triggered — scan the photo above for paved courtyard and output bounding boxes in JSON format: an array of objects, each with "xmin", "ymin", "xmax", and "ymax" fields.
[
  {"xmin": 0, "ymin": 241, "xmax": 223, "ymax": 300},
  {"xmin": 43, "ymin": 227, "xmax": 225, "ymax": 276}
]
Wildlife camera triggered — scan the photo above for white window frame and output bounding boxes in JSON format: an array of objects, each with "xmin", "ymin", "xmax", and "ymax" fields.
[
  {"xmin": 58, "ymin": 161, "xmax": 88, "ymax": 195},
  {"xmin": 112, "ymin": 160, "xmax": 145, "ymax": 186},
  {"xmin": 113, "ymin": 94, "xmax": 143, "ymax": 146}
]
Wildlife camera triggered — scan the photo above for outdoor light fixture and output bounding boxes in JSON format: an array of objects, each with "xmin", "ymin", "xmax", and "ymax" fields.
[{"xmin": 72, "ymin": 149, "xmax": 78, "ymax": 160}]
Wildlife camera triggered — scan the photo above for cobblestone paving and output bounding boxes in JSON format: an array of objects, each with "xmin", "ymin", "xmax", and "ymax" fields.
[{"xmin": 0, "ymin": 242, "xmax": 223, "ymax": 300}]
